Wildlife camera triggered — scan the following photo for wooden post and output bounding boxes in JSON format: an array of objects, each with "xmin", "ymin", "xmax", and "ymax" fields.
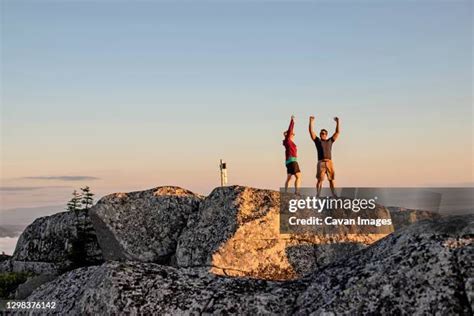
[{"xmin": 220, "ymin": 159, "xmax": 227, "ymax": 187}]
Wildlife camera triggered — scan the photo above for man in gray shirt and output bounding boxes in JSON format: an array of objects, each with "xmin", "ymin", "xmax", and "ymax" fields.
[{"xmin": 309, "ymin": 116, "xmax": 340, "ymax": 197}]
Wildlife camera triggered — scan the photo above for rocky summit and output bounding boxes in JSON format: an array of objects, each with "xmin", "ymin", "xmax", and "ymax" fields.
[
  {"xmin": 1, "ymin": 185, "xmax": 472, "ymax": 315},
  {"xmin": 27, "ymin": 215, "xmax": 473, "ymax": 315}
]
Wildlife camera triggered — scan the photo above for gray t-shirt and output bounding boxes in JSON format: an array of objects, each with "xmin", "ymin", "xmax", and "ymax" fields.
[{"xmin": 314, "ymin": 137, "xmax": 334, "ymax": 160}]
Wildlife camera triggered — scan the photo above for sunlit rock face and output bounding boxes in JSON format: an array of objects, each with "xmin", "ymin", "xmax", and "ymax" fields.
[
  {"xmin": 90, "ymin": 186, "xmax": 202, "ymax": 264},
  {"xmin": 387, "ymin": 206, "xmax": 442, "ymax": 230},
  {"xmin": 176, "ymin": 186, "xmax": 392, "ymax": 280}
]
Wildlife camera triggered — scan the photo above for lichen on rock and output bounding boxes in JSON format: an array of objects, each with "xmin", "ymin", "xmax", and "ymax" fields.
[{"xmin": 89, "ymin": 186, "xmax": 202, "ymax": 263}]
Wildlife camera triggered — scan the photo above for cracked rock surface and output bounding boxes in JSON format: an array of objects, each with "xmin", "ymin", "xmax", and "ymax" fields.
[
  {"xmin": 176, "ymin": 186, "xmax": 391, "ymax": 280},
  {"xmin": 6, "ymin": 185, "xmax": 471, "ymax": 314},
  {"xmin": 27, "ymin": 261, "xmax": 304, "ymax": 315},
  {"xmin": 295, "ymin": 215, "xmax": 474, "ymax": 315},
  {"xmin": 27, "ymin": 215, "xmax": 473, "ymax": 315},
  {"xmin": 90, "ymin": 186, "xmax": 202, "ymax": 263},
  {"xmin": 1, "ymin": 209, "xmax": 103, "ymax": 274}
]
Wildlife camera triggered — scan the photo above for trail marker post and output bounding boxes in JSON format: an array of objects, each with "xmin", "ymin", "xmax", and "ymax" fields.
[{"xmin": 220, "ymin": 159, "xmax": 228, "ymax": 187}]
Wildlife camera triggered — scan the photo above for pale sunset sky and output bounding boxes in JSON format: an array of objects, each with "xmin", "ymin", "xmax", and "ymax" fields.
[{"xmin": 1, "ymin": 0, "xmax": 473, "ymax": 212}]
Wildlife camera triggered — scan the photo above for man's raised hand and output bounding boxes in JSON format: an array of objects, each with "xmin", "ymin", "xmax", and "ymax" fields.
[
  {"xmin": 291, "ymin": 115, "xmax": 295, "ymax": 120},
  {"xmin": 332, "ymin": 116, "xmax": 340, "ymax": 140},
  {"xmin": 308, "ymin": 115, "xmax": 316, "ymax": 140}
]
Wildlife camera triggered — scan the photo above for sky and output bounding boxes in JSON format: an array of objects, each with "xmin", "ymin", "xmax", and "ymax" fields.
[{"xmin": 1, "ymin": 0, "xmax": 473, "ymax": 213}]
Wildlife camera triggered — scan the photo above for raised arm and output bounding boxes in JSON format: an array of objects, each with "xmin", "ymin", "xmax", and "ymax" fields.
[
  {"xmin": 285, "ymin": 115, "xmax": 295, "ymax": 139},
  {"xmin": 332, "ymin": 117, "xmax": 340, "ymax": 141},
  {"xmin": 308, "ymin": 116, "xmax": 317, "ymax": 140}
]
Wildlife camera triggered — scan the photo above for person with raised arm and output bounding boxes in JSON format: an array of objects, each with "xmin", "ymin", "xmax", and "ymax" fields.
[
  {"xmin": 283, "ymin": 115, "xmax": 301, "ymax": 194},
  {"xmin": 309, "ymin": 116, "xmax": 340, "ymax": 197}
]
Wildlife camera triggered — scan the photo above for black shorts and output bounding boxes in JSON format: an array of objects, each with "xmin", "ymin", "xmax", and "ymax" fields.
[{"xmin": 286, "ymin": 161, "xmax": 300, "ymax": 175}]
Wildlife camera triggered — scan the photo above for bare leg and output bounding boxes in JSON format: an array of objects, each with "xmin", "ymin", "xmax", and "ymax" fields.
[
  {"xmin": 329, "ymin": 180, "xmax": 337, "ymax": 197},
  {"xmin": 316, "ymin": 179, "xmax": 323, "ymax": 197},
  {"xmin": 294, "ymin": 172, "xmax": 301, "ymax": 194},
  {"xmin": 284, "ymin": 174, "xmax": 292, "ymax": 193}
]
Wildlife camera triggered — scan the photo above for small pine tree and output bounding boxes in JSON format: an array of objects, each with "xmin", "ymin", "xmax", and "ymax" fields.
[
  {"xmin": 67, "ymin": 190, "xmax": 82, "ymax": 212},
  {"xmin": 65, "ymin": 186, "xmax": 96, "ymax": 271},
  {"xmin": 80, "ymin": 186, "xmax": 94, "ymax": 210}
]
